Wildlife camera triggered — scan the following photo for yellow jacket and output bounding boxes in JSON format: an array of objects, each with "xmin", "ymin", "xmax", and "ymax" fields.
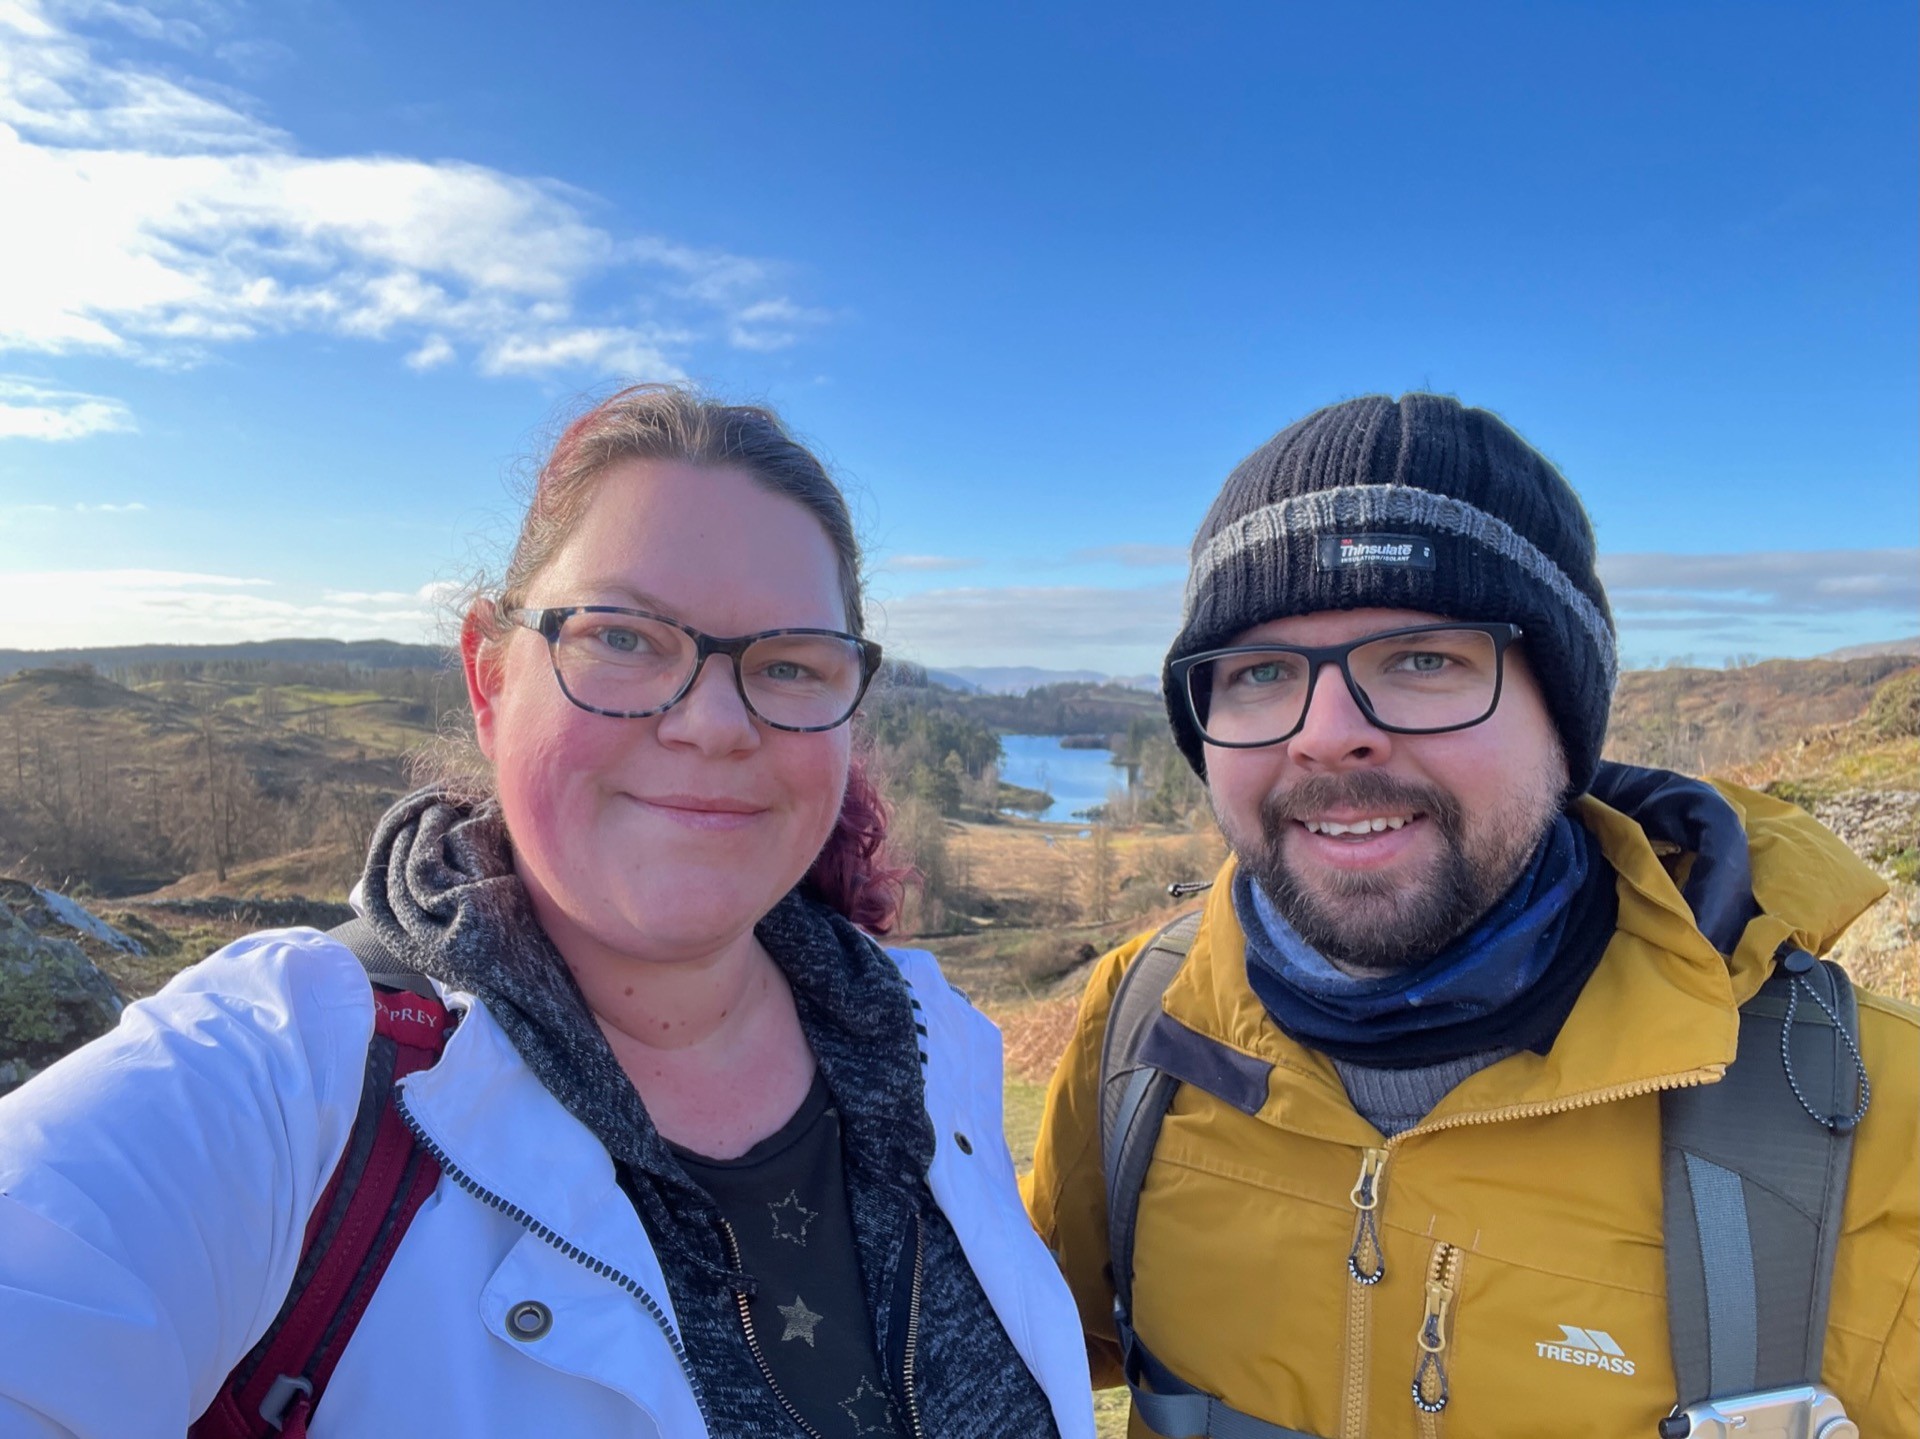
[{"xmin": 1026, "ymin": 784, "xmax": 1918, "ymax": 1438}]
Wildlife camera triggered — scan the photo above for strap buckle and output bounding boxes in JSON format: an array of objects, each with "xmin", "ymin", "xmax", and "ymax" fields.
[
  {"xmin": 1659, "ymin": 1384, "xmax": 1857, "ymax": 1439},
  {"xmin": 259, "ymin": 1374, "xmax": 315, "ymax": 1432}
]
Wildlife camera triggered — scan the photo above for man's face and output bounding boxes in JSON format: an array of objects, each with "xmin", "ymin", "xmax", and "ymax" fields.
[{"xmin": 1203, "ymin": 607, "xmax": 1569, "ymax": 976}]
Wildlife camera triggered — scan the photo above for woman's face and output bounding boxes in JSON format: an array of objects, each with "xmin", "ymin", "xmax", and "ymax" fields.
[{"xmin": 466, "ymin": 458, "xmax": 854, "ymax": 969}]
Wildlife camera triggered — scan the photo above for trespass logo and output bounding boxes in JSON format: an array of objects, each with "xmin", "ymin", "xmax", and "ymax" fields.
[{"xmin": 1536, "ymin": 1325, "xmax": 1636, "ymax": 1376}]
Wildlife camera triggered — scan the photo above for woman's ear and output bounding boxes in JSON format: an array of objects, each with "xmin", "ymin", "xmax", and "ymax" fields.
[{"xmin": 461, "ymin": 602, "xmax": 504, "ymax": 762}]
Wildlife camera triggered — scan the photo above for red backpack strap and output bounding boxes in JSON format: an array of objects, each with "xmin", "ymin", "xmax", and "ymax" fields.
[{"xmin": 191, "ymin": 930, "xmax": 452, "ymax": 1438}]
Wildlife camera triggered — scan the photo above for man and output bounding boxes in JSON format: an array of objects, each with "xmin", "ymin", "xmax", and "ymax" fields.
[{"xmin": 1026, "ymin": 394, "xmax": 1917, "ymax": 1438}]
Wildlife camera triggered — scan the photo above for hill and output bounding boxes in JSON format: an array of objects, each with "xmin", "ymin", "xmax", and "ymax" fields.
[
  {"xmin": 0, "ymin": 663, "xmax": 455, "ymax": 895},
  {"xmin": 1603, "ymin": 654, "xmax": 1916, "ymax": 775},
  {"xmin": 0, "ymin": 637, "xmax": 447, "ymax": 680},
  {"xmin": 1822, "ymin": 636, "xmax": 1920, "ymax": 661}
]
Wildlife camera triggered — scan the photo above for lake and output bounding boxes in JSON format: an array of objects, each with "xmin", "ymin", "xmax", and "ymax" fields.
[{"xmin": 996, "ymin": 734, "xmax": 1131, "ymax": 821}]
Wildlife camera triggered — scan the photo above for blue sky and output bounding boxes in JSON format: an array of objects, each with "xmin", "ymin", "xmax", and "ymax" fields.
[{"xmin": 1, "ymin": 0, "xmax": 1915, "ymax": 674}]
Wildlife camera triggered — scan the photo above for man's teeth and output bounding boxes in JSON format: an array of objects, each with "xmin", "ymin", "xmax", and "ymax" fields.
[{"xmin": 1302, "ymin": 816, "xmax": 1412, "ymax": 836}]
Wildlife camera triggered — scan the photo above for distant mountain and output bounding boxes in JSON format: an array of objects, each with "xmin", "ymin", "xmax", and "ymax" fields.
[
  {"xmin": 924, "ymin": 669, "xmax": 981, "ymax": 693},
  {"xmin": 0, "ymin": 637, "xmax": 448, "ymax": 679},
  {"xmin": 938, "ymin": 666, "xmax": 1159, "ymax": 695},
  {"xmin": 1821, "ymin": 636, "xmax": 1920, "ymax": 661}
]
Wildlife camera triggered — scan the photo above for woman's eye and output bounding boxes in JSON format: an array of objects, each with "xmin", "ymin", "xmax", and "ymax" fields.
[
  {"xmin": 760, "ymin": 660, "xmax": 814, "ymax": 684},
  {"xmin": 597, "ymin": 627, "xmax": 646, "ymax": 654}
]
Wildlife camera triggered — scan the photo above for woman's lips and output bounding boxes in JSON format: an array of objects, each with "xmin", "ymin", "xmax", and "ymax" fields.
[{"xmin": 630, "ymin": 793, "xmax": 769, "ymax": 830}]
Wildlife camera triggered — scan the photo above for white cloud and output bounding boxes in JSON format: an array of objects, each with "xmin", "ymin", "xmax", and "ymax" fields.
[
  {"xmin": 874, "ymin": 581, "xmax": 1182, "ymax": 672},
  {"xmin": 1066, "ymin": 543, "xmax": 1189, "ymax": 568},
  {"xmin": 0, "ymin": 375, "xmax": 135, "ymax": 439},
  {"xmin": 726, "ymin": 297, "xmax": 833, "ymax": 353},
  {"xmin": 71, "ymin": 499, "xmax": 145, "ymax": 511},
  {"xmin": 0, "ymin": 567, "xmax": 448, "ymax": 647},
  {"xmin": 880, "ymin": 554, "xmax": 982, "ymax": 573},
  {"xmin": 1599, "ymin": 549, "xmax": 1920, "ymax": 617},
  {"xmin": 403, "ymin": 335, "xmax": 454, "ymax": 371},
  {"xmin": 0, "ymin": 0, "xmax": 825, "ymax": 386}
]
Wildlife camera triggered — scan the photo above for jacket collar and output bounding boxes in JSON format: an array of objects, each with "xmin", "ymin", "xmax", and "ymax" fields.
[
  {"xmin": 1159, "ymin": 778, "xmax": 1887, "ymax": 1146},
  {"xmin": 397, "ymin": 992, "xmax": 673, "ymax": 1300}
]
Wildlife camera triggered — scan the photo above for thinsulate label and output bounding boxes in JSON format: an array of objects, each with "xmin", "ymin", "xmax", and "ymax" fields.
[{"xmin": 1317, "ymin": 534, "xmax": 1437, "ymax": 571}]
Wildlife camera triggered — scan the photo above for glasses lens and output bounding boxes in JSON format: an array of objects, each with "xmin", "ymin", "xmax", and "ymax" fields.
[
  {"xmin": 550, "ymin": 610, "xmax": 696, "ymax": 715},
  {"xmin": 1346, "ymin": 628, "xmax": 1501, "ymax": 731},
  {"xmin": 739, "ymin": 633, "xmax": 868, "ymax": 729},
  {"xmin": 1190, "ymin": 649, "xmax": 1313, "ymax": 745}
]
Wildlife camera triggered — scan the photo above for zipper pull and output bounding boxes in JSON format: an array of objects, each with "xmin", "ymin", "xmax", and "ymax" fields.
[
  {"xmin": 1346, "ymin": 1147, "xmax": 1388, "ymax": 1285},
  {"xmin": 1412, "ymin": 1247, "xmax": 1459, "ymax": 1415}
]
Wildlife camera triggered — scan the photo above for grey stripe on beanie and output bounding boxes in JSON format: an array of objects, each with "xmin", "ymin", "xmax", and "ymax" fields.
[{"xmin": 1186, "ymin": 484, "xmax": 1619, "ymax": 690}]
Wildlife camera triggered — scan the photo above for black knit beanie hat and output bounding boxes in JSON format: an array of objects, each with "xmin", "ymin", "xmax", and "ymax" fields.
[{"xmin": 1163, "ymin": 393, "xmax": 1617, "ymax": 793}]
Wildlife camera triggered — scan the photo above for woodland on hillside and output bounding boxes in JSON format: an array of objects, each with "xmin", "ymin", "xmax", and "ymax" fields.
[{"xmin": 0, "ymin": 650, "xmax": 1913, "ymax": 923}]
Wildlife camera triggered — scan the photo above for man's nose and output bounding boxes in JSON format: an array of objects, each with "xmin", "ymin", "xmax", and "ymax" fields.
[{"xmin": 1283, "ymin": 661, "xmax": 1389, "ymax": 770}]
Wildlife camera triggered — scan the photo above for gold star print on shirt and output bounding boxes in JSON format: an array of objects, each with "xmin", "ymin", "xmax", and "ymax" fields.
[
  {"xmin": 778, "ymin": 1294, "xmax": 822, "ymax": 1346},
  {"xmin": 768, "ymin": 1188, "xmax": 819, "ymax": 1245},
  {"xmin": 839, "ymin": 1376, "xmax": 897, "ymax": 1436}
]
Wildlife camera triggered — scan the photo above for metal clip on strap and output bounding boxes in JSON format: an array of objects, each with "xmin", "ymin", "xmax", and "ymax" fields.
[{"xmin": 1660, "ymin": 1383, "xmax": 1858, "ymax": 1439}]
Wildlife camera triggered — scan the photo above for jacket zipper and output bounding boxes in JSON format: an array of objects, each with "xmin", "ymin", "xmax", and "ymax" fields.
[
  {"xmin": 718, "ymin": 1218, "xmax": 830, "ymax": 1439},
  {"xmin": 901, "ymin": 1214, "xmax": 928, "ymax": 1439},
  {"xmin": 1333, "ymin": 1068, "xmax": 1716, "ymax": 1437},
  {"xmin": 393, "ymin": 1092, "xmax": 713, "ymax": 1436},
  {"xmin": 1390, "ymin": 1067, "xmax": 1720, "ymax": 1143},
  {"xmin": 1412, "ymin": 1243, "xmax": 1463, "ymax": 1438},
  {"xmin": 1340, "ymin": 1147, "xmax": 1389, "ymax": 1439}
]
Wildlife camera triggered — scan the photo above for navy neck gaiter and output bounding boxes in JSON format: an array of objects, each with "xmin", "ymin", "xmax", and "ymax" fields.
[{"xmin": 1234, "ymin": 813, "xmax": 1617, "ymax": 1066}]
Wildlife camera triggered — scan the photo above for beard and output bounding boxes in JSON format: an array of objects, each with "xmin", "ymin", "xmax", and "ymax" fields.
[{"xmin": 1223, "ymin": 762, "xmax": 1565, "ymax": 977}]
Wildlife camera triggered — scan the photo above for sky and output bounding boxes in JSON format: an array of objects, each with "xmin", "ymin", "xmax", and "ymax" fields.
[{"xmin": 1, "ymin": 0, "xmax": 1915, "ymax": 675}]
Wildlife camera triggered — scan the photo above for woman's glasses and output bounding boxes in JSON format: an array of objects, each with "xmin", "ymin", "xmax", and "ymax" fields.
[{"xmin": 507, "ymin": 606, "xmax": 882, "ymax": 732}]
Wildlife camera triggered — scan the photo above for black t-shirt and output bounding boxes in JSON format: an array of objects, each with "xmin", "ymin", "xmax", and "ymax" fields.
[{"xmin": 673, "ymin": 1072, "xmax": 906, "ymax": 1438}]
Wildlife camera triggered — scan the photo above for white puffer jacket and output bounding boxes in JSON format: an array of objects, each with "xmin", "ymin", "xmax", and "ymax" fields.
[{"xmin": 0, "ymin": 929, "xmax": 1095, "ymax": 1438}]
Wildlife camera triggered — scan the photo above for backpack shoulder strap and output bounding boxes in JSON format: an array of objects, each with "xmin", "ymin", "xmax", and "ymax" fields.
[
  {"xmin": 1099, "ymin": 908, "xmax": 1202, "ymax": 1314},
  {"xmin": 1660, "ymin": 947, "xmax": 1868, "ymax": 1427},
  {"xmin": 190, "ymin": 922, "xmax": 453, "ymax": 1439},
  {"xmin": 1098, "ymin": 907, "xmax": 1327, "ymax": 1438},
  {"xmin": 329, "ymin": 916, "xmax": 440, "ymax": 1001}
]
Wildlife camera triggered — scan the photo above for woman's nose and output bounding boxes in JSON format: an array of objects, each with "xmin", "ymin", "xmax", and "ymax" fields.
[{"xmin": 654, "ymin": 654, "xmax": 760, "ymax": 753}]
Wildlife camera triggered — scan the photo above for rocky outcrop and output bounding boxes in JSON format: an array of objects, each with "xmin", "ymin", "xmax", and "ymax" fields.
[
  {"xmin": 1808, "ymin": 791, "xmax": 1920, "ymax": 874},
  {"xmin": 0, "ymin": 880, "xmax": 134, "ymax": 1094}
]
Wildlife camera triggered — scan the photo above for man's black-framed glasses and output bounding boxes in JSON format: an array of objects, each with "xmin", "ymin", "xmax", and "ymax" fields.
[
  {"xmin": 507, "ymin": 606, "xmax": 883, "ymax": 732},
  {"xmin": 1170, "ymin": 622, "xmax": 1524, "ymax": 749}
]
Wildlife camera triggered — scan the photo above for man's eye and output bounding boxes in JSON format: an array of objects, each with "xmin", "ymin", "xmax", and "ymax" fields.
[
  {"xmin": 1397, "ymin": 652, "xmax": 1450, "ymax": 673},
  {"xmin": 1225, "ymin": 659, "xmax": 1291, "ymax": 689}
]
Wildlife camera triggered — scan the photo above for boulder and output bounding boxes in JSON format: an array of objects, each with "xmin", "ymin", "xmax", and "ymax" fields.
[{"xmin": 0, "ymin": 881, "xmax": 132, "ymax": 1095}]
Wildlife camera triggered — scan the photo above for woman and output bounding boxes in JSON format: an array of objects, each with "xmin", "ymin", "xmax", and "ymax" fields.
[{"xmin": 0, "ymin": 386, "xmax": 1093, "ymax": 1439}]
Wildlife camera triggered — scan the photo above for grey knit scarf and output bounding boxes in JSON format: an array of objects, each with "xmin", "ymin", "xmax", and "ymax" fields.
[{"xmin": 358, "ymin": 788, "xmax": 1060, "ymax": 1438}]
